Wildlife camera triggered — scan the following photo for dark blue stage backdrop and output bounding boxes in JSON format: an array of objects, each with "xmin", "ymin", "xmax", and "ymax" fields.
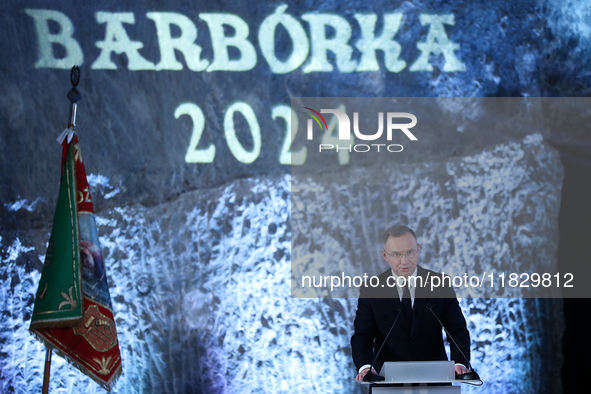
[{"xmin": 0, "ymin": 0, "xmax": 589, "ymax": 393}]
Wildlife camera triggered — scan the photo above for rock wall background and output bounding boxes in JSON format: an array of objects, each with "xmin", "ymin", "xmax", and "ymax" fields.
[
  {"xmin": 0, "ymin": 172, "xmax": 565, "ymax": 393},
  {"xmin": 1, "ymin": 0, "xmax": 590, "ymax": 393},
  {"xmin": 291, "ymin": 132, "xmax": 564, "ymax": 299}
]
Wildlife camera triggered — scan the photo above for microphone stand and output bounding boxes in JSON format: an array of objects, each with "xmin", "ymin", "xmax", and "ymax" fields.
[
  {"xmin": 362, "ymin": 308, "xmax": 402, "ymax": 382},
  {"xmin": 425, "ymin": 303, "xmax": 482, "ymax": 384}
]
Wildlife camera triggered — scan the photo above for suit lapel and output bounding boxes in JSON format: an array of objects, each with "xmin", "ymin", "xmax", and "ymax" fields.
[
  {"xmin": 410, "ymin": 266, "xmax": 429, "ymax": 338},
  {"xmin": 382, "ymin": 271, "xmax": 411, "ymax": 336}
]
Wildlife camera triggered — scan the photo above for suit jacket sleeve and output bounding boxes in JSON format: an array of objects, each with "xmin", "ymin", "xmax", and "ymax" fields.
[
  {"xmin": 351, "ymin": 285, "xmax": 377, "ymax": 372},
  {"xmin": 441, "ymin": 286, "xmax": 471, "ymax": 366}
]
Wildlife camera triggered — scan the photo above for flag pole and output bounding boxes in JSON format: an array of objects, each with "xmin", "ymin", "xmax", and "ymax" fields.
[
  {"xmin": 41, "ymin": 65, "xmax": 82, "ymax": 394},
  {"xmin": 68, "ymin": 65, "xmax": 81, "ymax": 128},
  {"xmin": 42, "ymin": 348, "xmax": 52, "ymax": 394}
]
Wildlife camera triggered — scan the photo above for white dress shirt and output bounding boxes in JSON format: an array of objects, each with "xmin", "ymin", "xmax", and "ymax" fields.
[{"xmin": 391, "ymin": 267, "xmax": 418, "ymax": 307}]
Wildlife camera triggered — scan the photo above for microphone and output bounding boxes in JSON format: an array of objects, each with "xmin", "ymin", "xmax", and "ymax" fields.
[
  {"xmin": 425, "ymin": 302, "xmax": 481, "ymax": 382},
  {"xmin": 362, "ymin": 307, "xmax": 402, "ymax": 382}
]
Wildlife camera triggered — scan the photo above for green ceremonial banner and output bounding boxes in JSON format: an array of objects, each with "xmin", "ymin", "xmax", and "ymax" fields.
[
  {"xmin": 29, "ymin": 132, "xmax": 123, "ymax": 390},
  {"xmin": 30, "ymin": 143, "xmax": 83, "ymax": 328}
]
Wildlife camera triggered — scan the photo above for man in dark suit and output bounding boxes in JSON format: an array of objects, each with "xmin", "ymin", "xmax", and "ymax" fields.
[{"xmin": 351, "ymin": 225, "xmax": 471, "ymax": 380}]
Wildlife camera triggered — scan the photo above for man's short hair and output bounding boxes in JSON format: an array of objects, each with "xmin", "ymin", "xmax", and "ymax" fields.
[{"xmin": 382, "ymin": 225, "xmax": 417, "ymax": 245}]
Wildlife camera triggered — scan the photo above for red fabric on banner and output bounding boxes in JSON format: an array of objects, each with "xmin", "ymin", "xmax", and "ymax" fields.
[{"xmin": 36, "ymin": 298, "xmax": 122, "ymax": 387}]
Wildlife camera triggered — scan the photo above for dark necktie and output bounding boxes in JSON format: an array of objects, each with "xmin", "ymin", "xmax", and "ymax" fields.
[{"xmin": 402, "ymin": 284, "xmax": 413, "ymax": 327}]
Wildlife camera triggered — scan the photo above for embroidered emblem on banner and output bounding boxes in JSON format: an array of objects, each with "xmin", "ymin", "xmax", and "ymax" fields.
[{"xmin": 74, "ymin": 305, "xmax": 118, "ymax": 352}]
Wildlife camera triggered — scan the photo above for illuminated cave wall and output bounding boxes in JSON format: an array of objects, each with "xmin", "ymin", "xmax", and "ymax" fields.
[
  {"xmin": 3, "ymin": 0, "xmax": 591, "ymax": 392},
  {"xmin": 0, "ymin": 134, "xmax": 564, "ymax": 393}
]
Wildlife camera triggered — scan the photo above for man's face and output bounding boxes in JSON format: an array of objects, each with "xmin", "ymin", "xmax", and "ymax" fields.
[{"xmin": 381, "ymin": 233, "xmax": 420, "ymax": 277}]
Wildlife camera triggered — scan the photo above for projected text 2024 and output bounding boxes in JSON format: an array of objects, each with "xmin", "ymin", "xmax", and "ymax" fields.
[{"xmin": 176, "ymin": 102, "xmax": 415, "ymax": 165}]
